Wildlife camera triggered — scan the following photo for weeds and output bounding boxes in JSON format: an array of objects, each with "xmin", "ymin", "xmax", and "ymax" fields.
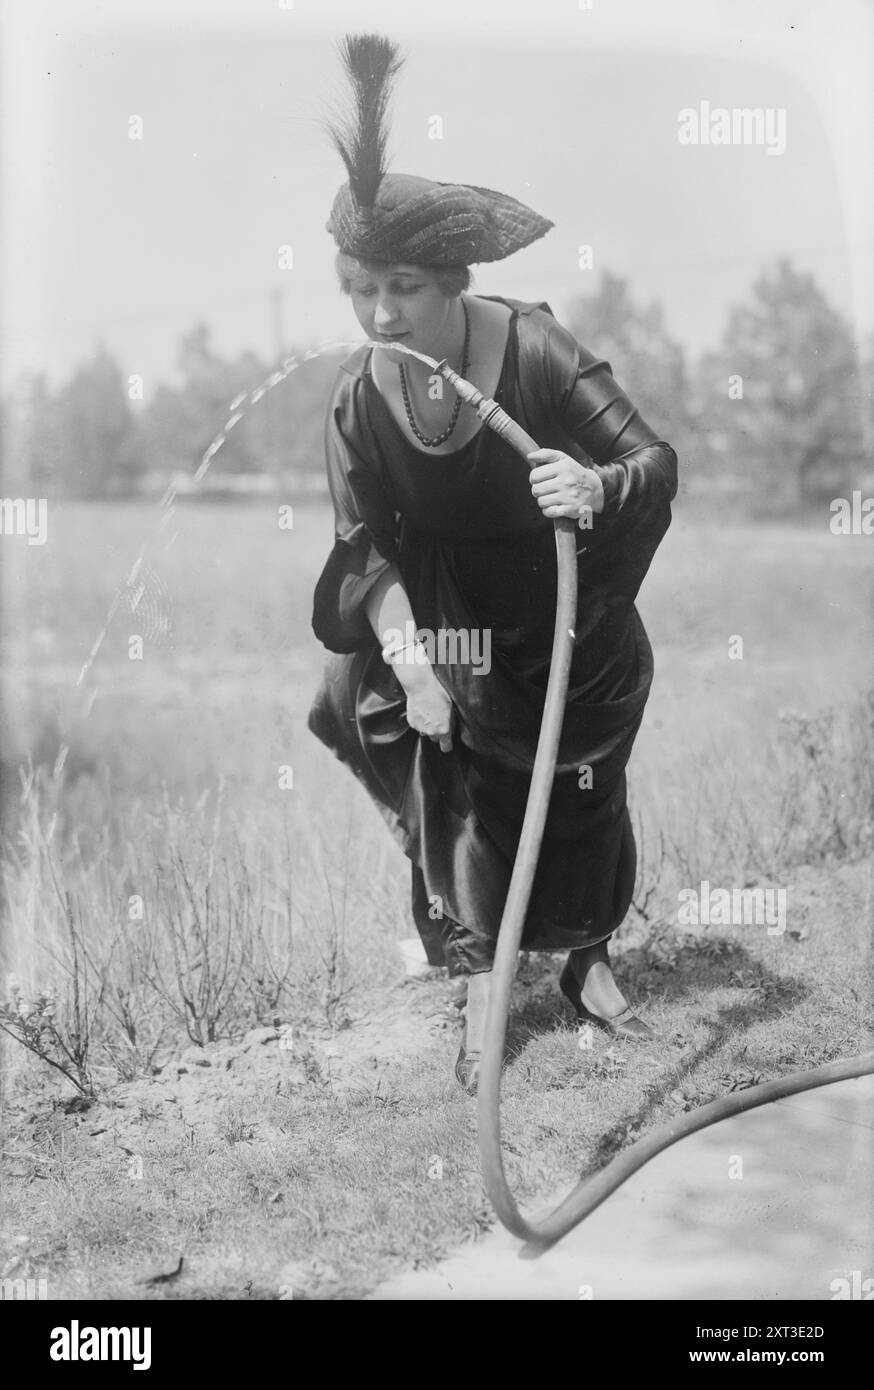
[
  {"xmin": 776, "ymin": 696, "xmax": 874, "ymax": 863},
  {"xmin": 0, "ymin": 887, "xmax": 117, "ymax": 1097},
  {"xmin": 0, "ymin": 979, "xmax": 94, "ymax": 1096},
  {"xmin": 1, "ymin": 686, "xmax": 871, "ymax": 1096}
]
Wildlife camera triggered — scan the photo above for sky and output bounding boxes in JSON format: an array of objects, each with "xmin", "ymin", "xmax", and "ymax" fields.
[{"xmin": 2, "ymin": 0, "xmax": 872, "ymax": 391}]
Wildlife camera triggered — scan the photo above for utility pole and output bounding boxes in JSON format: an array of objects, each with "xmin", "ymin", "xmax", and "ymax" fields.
[
  {"xmin": 268, "ymin": 287, "xmax": 285, "ymax": 475},
  {"xmin": 270, "ymin": 286, "xmax": 285, "ymax": 362}
]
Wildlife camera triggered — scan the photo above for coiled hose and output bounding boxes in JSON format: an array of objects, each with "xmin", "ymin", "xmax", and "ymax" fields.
[{"xmin": 411, "ymin": 351, "xmax": 874, "ymax": 1248}]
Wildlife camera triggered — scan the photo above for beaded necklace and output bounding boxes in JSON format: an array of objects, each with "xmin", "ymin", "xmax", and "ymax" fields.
[{"xmin": 397, "ymin": 300, "xmax": 471, "ymax": 448}]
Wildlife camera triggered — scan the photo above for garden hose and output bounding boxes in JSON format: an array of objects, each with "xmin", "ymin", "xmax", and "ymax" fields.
[{"xmin": 383, "ymin": 345, "xmax": 874, "ymax": 1248}]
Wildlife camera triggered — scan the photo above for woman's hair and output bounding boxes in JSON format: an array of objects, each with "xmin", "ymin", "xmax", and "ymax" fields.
[{"xmin": 335, "ymin": 251, "xmax": 471, "ymax": 298}]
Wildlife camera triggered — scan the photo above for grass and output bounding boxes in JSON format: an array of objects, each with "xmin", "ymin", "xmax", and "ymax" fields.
[
  {"xmin": 1, "ymin": 499, "xmax": 873, "ymax": 1299},
  {"xmin": 4, "ymin": 865, "xmax": 870, "ymax": 1300}
]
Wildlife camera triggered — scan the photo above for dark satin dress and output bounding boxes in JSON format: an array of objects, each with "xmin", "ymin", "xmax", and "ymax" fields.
[{"xmin": 308, "ymin": 297, "xmax": 678, "ymax": 976}]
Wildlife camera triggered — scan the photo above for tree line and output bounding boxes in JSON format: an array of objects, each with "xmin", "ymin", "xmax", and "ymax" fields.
[{"xmin": 2, "ymin": 259, "xmax": 871, "ymax": 515}]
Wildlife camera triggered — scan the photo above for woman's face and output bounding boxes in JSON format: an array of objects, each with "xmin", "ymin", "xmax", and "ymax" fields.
[{"xmin": 347, "ymin": 263, "xmax": 455, "ymax": 354}]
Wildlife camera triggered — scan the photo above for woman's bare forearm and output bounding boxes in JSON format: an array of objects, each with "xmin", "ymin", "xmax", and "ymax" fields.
[
  {"xmin": 365, "ymin": 564, "xmax": 454, "ymax": 745},
  {"xmin": 364, "ymin": 564, "xmax": 416, "ymax": 647},
  {"xmin": 364, "ymin": 564, "xmax": 437, "ymax": 692}
]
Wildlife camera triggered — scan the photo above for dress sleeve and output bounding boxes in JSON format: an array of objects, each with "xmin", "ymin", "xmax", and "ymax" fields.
[
  {"xmin": 541, "ymin": 315, "xmax": 678, "ymax": 519},
  {"xmin": 311, "ymin": 378, "xmax": 399, "ymax": 654}
]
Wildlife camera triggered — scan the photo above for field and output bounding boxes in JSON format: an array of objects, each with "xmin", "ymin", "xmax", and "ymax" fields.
[{"xmin": 0, "ymin": 497, "xmax": 872, "ymax": 1299}]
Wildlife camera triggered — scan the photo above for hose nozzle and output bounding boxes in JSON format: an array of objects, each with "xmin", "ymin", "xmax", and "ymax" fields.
[{"xmin": 433, "ymin": 359, "xmax": 540, "ymax": 465}]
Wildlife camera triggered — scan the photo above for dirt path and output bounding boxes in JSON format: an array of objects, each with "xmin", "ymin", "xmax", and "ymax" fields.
[{"xmin": 370, "ymin": 1074, "xmax": 874, "ymax": 1301}]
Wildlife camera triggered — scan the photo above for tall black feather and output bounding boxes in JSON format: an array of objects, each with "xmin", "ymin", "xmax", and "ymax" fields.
[{"xmin": 325, "ymin": 33, "xmax": 404, "ymax": 210}]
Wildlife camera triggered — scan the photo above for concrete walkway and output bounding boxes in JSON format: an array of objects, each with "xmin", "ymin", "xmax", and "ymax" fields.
[{"xmin": 371, "ymin": 1075, "xmax": 874, "ymax": 1300}]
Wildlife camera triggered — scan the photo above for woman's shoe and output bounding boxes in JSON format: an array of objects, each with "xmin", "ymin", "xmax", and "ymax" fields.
[
  {"xmin": 454, "ymin": 970, "xmax": 492, "ymax": 1094},
  {"xmin": 455, "ymin": 1041, "xmax": 481, "ymax": 1094},
  {"xmin": 559, "ymin": 961, "xmax": 653, "ymax": 1041}
]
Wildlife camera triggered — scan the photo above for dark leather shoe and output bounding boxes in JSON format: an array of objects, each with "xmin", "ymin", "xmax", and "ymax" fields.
[
  {"xmin": 559, "ymin": 961, "xmax": 653, "ymax": 1041},
  {"xmin": 454, "ymin": 971, "xmax": 492, "ymax": 1094},
  {"xmin": 455, "ymin": 1043, "xmax": 480, "ymax": 1094}
]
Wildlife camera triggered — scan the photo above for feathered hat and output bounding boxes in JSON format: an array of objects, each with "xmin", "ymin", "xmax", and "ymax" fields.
[{"xmin": 325, "ymin": 33, "xmax": 553, "ymax": 266}]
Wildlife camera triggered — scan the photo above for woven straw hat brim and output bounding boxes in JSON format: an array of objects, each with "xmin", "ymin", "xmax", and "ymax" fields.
[{"xmin": 327, "ymin": 173, "xmax": 553, "ymax": 266}]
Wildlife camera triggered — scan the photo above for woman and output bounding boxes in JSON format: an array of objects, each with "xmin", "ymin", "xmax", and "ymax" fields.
[{"xmin": 308, "ymin": 35, "xmax": 678, "ymax": 1092}]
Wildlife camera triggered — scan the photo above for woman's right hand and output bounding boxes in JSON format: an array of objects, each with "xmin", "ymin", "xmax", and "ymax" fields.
[{"xmin": 398, "ymin": 663, "xmax": 455, "ymax": 752}]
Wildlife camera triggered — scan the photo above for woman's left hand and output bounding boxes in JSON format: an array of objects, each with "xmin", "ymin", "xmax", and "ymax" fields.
[{"xmin": 527, "ymin": 449, "xmax": 605, "ymax": 524}]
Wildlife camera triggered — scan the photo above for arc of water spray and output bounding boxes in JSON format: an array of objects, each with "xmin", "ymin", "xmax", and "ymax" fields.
[
  {"xmin": 73, "ymin": 340, "xmax": 370, "ymax": 708},
  {"xmin": 74, "ymin": 337, "xmax": 447, "ymax": 703}
]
